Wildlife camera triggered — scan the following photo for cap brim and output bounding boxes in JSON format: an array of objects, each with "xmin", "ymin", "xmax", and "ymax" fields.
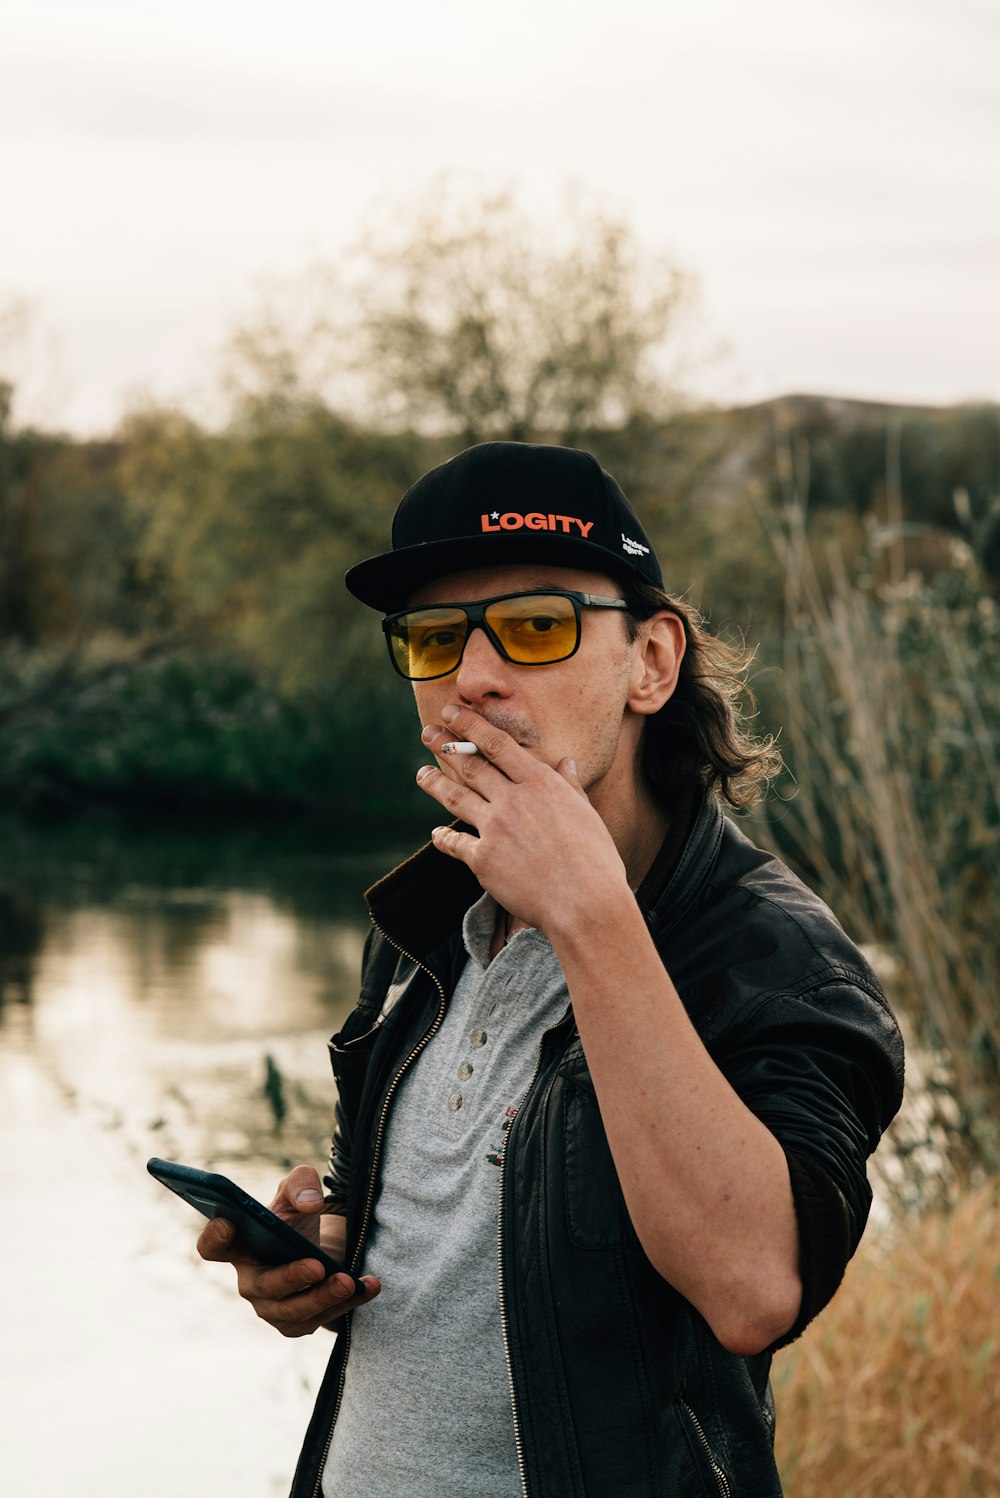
[{"xmin": 345, "ymin": 533, "xmax": 652, "ymax": 612}]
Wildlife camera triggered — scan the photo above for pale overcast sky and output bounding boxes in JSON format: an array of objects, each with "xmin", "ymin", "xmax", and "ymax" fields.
[{"xmin": 2, "ymin": 0, "xmax": 998, "ymax": 433}]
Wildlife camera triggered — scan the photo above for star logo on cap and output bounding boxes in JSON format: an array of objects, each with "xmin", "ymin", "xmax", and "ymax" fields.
[{"xmin": 490, "ymin": 511, "xmax": 500, "ymax": 519}]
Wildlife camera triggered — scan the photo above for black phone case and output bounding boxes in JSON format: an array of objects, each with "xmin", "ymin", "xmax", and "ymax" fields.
[{"xmin": 147, "ymin": 1157, "xmax": 360, "ymax": 1293}]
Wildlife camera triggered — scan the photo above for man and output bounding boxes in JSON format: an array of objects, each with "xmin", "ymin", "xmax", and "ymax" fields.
[{"xmin": 199, "ymin": 442, "xmax": 904, "ymax": 1497}]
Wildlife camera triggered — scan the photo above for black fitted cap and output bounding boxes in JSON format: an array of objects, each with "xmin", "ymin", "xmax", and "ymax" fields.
[{"xmin": 345, "ymin": 442, "xmax": 663, "ymax": 611}]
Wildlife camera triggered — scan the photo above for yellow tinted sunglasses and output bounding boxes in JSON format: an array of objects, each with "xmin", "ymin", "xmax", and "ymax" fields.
[{"xmin": 382, "ymin": 589, "xmax": 629, "ymax": 681}]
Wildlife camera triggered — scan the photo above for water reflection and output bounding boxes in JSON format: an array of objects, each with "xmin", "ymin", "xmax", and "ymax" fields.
[
  {"xmin": 0, "ymin": 888, "xmax": 42, "ymax": 1009},
  {"xmin": 0, "ymin": 812, "xmax": 414, "ymax": 1498},
  {"xmin": 0, "ymin": 814, "xmax": 404, "ymax": 1155}
]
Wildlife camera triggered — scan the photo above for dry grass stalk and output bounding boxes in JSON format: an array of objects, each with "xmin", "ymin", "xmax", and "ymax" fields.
[
  {"xmin": 774, "ymin": 1182, "xmax": 1000, "ymax": 1497},
  {"xmin": 760, "ymin": 480, "xmax": 999, "ymax": 1183}
]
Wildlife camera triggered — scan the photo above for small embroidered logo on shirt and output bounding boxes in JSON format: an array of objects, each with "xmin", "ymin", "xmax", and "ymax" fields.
[{"xmin": 485, "ymin": 1105, "xmax": 518, "ymax": 1167}]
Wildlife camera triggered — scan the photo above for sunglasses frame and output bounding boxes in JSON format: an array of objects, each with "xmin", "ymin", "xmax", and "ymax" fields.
[{"xmin": 382, "ymin": 589, "xmax": 630, "ymax": 681}]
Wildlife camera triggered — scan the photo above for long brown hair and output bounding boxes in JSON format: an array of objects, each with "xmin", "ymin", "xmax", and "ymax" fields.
[{"xmin": 620, "ymin": 579, "xmax": 781, "ymax": 810}]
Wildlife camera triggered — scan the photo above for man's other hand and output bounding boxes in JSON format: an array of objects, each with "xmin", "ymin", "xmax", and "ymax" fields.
[{"xmin": 196, "ymin": 1163, "xmax": 381, "ymax": 1338}]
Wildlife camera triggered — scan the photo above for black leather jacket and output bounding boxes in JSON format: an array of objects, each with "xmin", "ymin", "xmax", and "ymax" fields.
[{"xmin": 289, "ymin": 794, "xmax": 904, "ymax": 1498}]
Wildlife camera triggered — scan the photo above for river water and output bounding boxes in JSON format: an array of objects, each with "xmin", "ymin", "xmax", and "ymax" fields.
[{"xmin": 0, "ymin": 813, "xmax": 414, "ymax": 1498}]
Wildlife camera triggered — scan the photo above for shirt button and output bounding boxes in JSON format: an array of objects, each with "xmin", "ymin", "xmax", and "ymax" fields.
[
  {"xmin": 458, "ymin": 1062, "xmax": 474, "ymax": 1081},
  {"xmin": 448, "ymin": 1091, "xmax": 463, "ymax": 1111},
  {"xmin": 470, "ymin": 1030, "xmax": 487, "ymax": 1048}
]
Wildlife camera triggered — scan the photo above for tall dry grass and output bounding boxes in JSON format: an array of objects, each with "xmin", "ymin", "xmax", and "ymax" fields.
[
  {"xmin": 754, "ymin": 431, "xmax": 1000, "ymax": 1494},
  {"xmin": 774, "ymin": 1182, "xmax": 1000, "ymax": 1497},
  {"xmin": 754, "ymin": 446, "xmax": 1000, "ymax": 1192}
]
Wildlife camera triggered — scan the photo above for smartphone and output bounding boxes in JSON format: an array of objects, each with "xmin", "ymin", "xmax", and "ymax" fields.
[{"xmin": 147, "ymin": 1157, "xmax": 360, "ymax": 1293}]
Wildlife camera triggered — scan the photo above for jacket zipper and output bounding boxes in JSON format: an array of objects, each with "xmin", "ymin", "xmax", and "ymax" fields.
[
  {"xmin": 309, "ymin": 918, "xmax": 449, "ymax": 1498},
  {"xmin": 497, "ymin": 1015, "xmax": 569, "ymax": 1498},
  {"xmin": 681, "ymin": 1397, "xmax": 732, "ymax": 1498}
]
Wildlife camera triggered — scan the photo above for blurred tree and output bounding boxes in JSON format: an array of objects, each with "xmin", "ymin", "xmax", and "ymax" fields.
[
  {"xmin": 0, "ymin": 377, "xmax": 32, "ymax": 639},
  {"xmin": 0, "ymin": 411, "xmax": 146, "ymax": 646},
  {"xmin": 0, "ymin": 306, "xmax": 43, "ymax": 640},
  {"xmin": 103, "ymin": 396, "xmax": 435, "ymax": 818},
  {"xmin": 1, "ymin": 295, "xmax": 147, "ymax": 647},
  {"xmin": 119, "ymin": 396, "xmax": 423, "ymax": 690},
  {"xmin": 228, "ymin": 182, "xmax": 693, "ymax": 446}
]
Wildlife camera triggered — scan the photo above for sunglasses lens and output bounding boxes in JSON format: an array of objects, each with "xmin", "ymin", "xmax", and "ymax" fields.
[
  {"xmin": 486, "ymin": 594, "xmax": 579, "ymax": 664},
  {"xmin": 389, "ymin": 607, "xmax": 469, "ymax": 679},
  {"xmin": 387, "ymin": 593, "xmax": 583, "ymax": 679}
]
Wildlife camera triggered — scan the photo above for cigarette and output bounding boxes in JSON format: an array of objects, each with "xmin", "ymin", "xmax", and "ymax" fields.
[{"xmin": 441, "ymin": 741, "xmax": 480, "ymax": 756}]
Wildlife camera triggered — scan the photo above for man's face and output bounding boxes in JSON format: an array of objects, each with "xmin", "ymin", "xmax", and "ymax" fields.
[{"xmin": 404, "ymin": 562, "xmax": 649, "ymax": 811}]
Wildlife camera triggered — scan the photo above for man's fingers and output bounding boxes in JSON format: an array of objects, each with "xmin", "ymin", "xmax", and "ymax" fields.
[
  {"xmin": 242, "ymin": 1259, "xmax": 344, "ymax": 1303},
  {"xmin": 556, "ymin": 756, "xmax": 587, "ymax": 797},
  {"xmin": 272, "ymin": 1164, "xmax": 325, "ymax": 1216},
  {"xmin": 429, "ymin": 824, "xmax": 480, "ymax": 864},
  {"xmin": 423, "ymin": 710, "xmax": 531, "ymax": 782},
  {"xmin": 197, "ymin": 1214, "xmax": 289, "ymax": 1269},
  {"xmin": 319, "ymin": 1276, "xmax": 382, "ymax": 1322},
  {"xmin": 197, "ymin": 1215, "xmax": 239, "ymax": 1262},
  {"xmin": 245, "ymin": 1270, "xmax": 383, "ymax": 1338},
  {"xmin": 416, "ymin": 764, "xmax": 483, "ymax": 822}
]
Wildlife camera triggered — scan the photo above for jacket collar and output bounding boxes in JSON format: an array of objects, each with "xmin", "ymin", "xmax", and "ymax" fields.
[
  {"xmin": 641, "ymin": 789, "xmax": 726, "ymax": 941},
  {"xmin": 365, "ymin": 785, "xmax": 726, "ymax": 963},
  {"xmin": 365, "ymin": 832, "xmax": 482, "ymax": 964}
]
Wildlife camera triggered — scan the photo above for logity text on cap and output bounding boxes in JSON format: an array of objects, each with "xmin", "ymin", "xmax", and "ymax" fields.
[{"xmin": 480, "ymin": 511, "xmax": 595, "ymax": 537}]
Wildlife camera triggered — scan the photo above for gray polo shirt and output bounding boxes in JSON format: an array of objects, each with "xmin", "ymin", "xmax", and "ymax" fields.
[{"xmin": 323, "ymin": 893, "xmax": 571, "ymax": 1498}]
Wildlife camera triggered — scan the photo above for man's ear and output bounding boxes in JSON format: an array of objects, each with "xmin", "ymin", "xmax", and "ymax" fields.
[{"xmin": 628, "ymin": 612, "xmax": 686, "ymax": 716}]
